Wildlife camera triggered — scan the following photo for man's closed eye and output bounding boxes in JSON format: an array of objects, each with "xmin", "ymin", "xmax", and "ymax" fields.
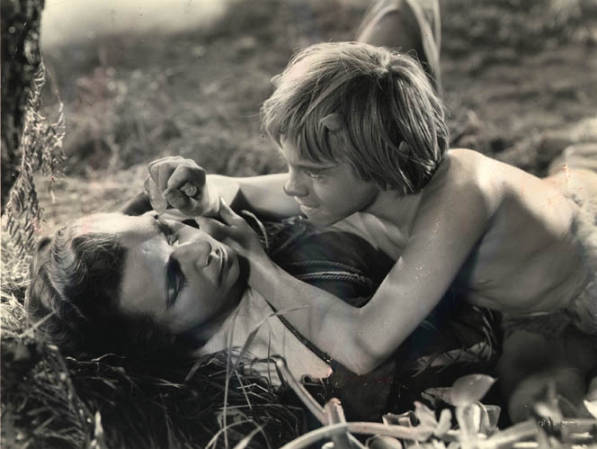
[{"xmin": 166, "ymin": 256, "xmax": 185, "ymax": 307}]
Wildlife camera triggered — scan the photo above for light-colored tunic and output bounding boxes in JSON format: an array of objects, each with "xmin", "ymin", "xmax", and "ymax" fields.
[{"xmin": 197, "ymin": 288, "xmax": 332, "ymax": 385}]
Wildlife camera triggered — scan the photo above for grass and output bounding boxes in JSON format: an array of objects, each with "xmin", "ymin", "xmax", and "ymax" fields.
[
  {"xmin": 3, "ymin": 0, "xmax": 597, "ymax": 447},
  {"xmin": 36, "ymin": 0, "xmax": 597, "ymax": 190}
]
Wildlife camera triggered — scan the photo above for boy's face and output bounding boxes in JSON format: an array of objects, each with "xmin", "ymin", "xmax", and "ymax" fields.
[{"xmin": 280, "ymin": 138, "xmax": 380, "ymax": 226}]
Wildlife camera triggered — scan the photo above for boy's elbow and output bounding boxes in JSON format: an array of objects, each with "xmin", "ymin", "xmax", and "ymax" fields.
[
  {"xmin": 341, "ymin": 334, "xmax": 388, "ymax": 376},
  {"xmin": 326, "ymin": 311, "xmax": 393, "ymax": 375},
  {"xmin": 346, "ymin": 358, "xmax": 381, "ymax": 376}
]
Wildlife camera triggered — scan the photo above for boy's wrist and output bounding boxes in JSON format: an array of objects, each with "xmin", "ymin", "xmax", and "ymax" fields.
[
  {"xmin": 247, "ymin": 252, "xmax": 279, "ymax": 291},
  {"xmin": 207, "ymin": 175, "xmax": 241, "ymax": 209}
]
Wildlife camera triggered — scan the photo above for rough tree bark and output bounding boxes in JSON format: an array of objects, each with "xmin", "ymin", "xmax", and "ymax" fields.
[{"xmin": 1, "ymin": 0, "xmax": 45, "ymax": 212}]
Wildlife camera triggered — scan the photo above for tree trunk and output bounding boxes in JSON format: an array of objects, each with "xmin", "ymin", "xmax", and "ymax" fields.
[{"xmin": 1, "ymin": 0, "xmax": 45, "ymax": 212}]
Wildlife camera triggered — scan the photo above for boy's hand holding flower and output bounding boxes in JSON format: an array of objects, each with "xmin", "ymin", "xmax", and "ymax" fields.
[{"xmin": 145, "ymin": 156, "xmax": 220, "ymax": 217}]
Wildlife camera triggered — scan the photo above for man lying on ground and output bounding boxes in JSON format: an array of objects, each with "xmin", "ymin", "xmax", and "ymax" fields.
[{"xmin": 27, "ymin": 164, "xmax": 499, "ymax": 420}]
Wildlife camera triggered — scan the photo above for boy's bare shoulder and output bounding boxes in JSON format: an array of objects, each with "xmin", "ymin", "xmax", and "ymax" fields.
[
  {"xmin": 427, "ymin": 149, "xmax": 504, "ymax": 211},
  {"xmin": 445, "ymin": 148, "xmax": 492, "ymax": 171},
  {"xmin": 447, "ymin": 148, "xmax": 533, "ymax": 180},
  {"xmin": 432, "ymin": 148, "xmax": 493, "ymax": 190}
]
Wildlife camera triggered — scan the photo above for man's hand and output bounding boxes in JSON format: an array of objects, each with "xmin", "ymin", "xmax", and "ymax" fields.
[{"xmin": 145, "ymin": 156, "xmax": 219, "ymax": 217}]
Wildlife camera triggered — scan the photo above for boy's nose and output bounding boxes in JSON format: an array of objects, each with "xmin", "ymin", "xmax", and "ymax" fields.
[{"xmin": 283, "ymin": 170, "xmax": 308, "ymax": 197}]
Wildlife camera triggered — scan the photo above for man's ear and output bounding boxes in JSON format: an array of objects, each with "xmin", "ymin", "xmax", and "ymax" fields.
[
  {"xmin": 320, "ymin": 113, "xmax": 343, "ymax": 133},
  {"xmin": 36, "ymin": 236, "xmax": 52, "ymax": 252},
  {"xmin": 30, "ymin": 236, "xmax": 52, "ymax": 275}
]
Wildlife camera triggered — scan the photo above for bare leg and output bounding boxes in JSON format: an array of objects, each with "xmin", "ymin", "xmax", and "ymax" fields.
[
  {"xmin": 498, "ymin": 327, "xmax": 597, "ymax": 422},
  {"xmin": 356, "ymin": 0, "xmax": 442, "ymax": 93},
  {"xmin": 545, "ymin": 144, "xmax": 597, "ymax": 224},
  {"xmin": 500, "ymin": 146, "xmax": 597, "ymax": 422}
]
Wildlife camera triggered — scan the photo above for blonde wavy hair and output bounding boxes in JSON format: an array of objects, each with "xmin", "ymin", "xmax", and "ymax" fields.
[{"xmin": 262, "ymin": 42, "xmax": 448, "ymax": 195}]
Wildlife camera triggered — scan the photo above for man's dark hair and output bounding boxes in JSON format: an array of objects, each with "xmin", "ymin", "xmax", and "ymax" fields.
[{"xmin": 26, "ymin": 226, "xmax": 193, "ymax": 361}]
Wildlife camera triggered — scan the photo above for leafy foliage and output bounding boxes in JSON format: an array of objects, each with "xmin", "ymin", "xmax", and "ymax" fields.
[
  {"xmin": 3, "ymin": 0, "xmax": 597, "ymax": 448},
  {"xmin": 276, "ymin": 375, "xmax": 596, "ymax": 449},
  {"xmin": 3, "ymin": 62, "xmax": 65, "ymax": 258}
]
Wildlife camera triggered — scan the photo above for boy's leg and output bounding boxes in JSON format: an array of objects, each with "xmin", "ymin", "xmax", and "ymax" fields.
[
  {"xmin": 547, "ymin": 143, "xmax": 597, "ymax": 176},
  {"xmin": 356, "ymin": 0, "xmax": 441, "ymax": 92},
  {"xmin": 588, "ymin": 376, "xmax": 597, "ymax": 401},
  {"xmin": 498, "ymin": 324, "xmax": 597, "ymax": 422}
]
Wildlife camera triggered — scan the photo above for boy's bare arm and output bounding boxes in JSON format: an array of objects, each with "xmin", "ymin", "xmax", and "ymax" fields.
[
  {"xmin": 129, "ymin": 156, "xmax": 300, "ymax": 218},
  {"xmin": 219, "ymin": 175, "xmax": 493, "ymax": 375},
  {"xmin": 209, "ymin": 173, "xmax": 301, "ymax": 219}
]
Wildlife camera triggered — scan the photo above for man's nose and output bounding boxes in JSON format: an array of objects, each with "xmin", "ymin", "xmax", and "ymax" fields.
[
  {"xmin": 172, "ymin": 240, "xmax": 213, "ymax": 267},
  {"xmin": 283, "ymin": 169, "xmax": 308, "ymax": 198}
]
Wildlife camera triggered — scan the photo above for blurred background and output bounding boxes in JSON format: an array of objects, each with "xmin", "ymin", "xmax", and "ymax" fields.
[
  {"xmin": 35, "ymin": 0, "xmax": 597, "ymax": 230},
  {"xmin": 2, "ymin": 3, "xmax": 596, "ymax": 448}
]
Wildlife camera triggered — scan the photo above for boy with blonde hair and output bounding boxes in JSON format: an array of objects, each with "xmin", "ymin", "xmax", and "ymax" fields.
[{"xmin": 144, "ymin": 42, "xmax": 596, "ymax": 420}]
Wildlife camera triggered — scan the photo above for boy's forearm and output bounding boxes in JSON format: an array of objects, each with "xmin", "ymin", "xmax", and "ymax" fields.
[
  {"xmin": 208, "ymin": 173, "xmax": 301, "ymax": 219},
  {"xmin": 124, "ymin": 171, "xmax": 300, "ymax": 217}
]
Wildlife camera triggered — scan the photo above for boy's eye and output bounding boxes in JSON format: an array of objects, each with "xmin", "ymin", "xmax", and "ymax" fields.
[{"xmin": 305, "ymin": 169, "xmax": 324, "ymax": 179}]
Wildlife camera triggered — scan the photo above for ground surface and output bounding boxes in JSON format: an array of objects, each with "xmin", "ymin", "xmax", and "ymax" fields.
[
  {"xmin": 34, "ymin": 0, "xmax": 597, "ymax": 232},
  {"xmin": 3, "ymin": 1, "xmax": 597, "ymax": 447}
]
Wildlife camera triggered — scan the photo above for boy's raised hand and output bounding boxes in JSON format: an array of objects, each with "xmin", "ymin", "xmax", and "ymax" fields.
[
  {"xmin": 196, "ymin": 198, "xmax": 265, "ymax": 262},
  {"xmin": 145, "ymin": 156, "xmax": 219, "ymax": 217}
]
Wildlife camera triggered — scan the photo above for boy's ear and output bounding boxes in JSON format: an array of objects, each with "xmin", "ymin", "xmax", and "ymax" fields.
[{"xmin": 320, "ymin": 113, "xmax": 343, "ymax": 133}]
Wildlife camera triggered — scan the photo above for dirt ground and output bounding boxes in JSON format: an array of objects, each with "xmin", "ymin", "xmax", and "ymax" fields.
[
  {"xmin": 34, "ymin": 0, "xmax": 597, "ymax": 232},
  {"xmin": 3, "ymin": 1, "xmax": 597, "ymax": 446}
]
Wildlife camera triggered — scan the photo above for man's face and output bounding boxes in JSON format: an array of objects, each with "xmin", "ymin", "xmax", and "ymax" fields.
[
  {"xmin": 280, "ymin": 138, "xmax": 380, "ymax": 226},
  {"xmin": 74, "ymin": 213, "xmax": 244, "ymax": 334}
]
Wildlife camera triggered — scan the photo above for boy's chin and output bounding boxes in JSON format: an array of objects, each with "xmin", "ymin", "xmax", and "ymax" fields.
[{"xmin": 302, "ymin": 209, "xmax": 343, "ymax": 227}]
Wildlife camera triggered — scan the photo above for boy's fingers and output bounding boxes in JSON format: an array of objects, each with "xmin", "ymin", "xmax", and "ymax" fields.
[
  {"xmin": 156, "ymin": 163, "xmax": 177, "ymax": 193},
  {"xmin": 148, "ymin": 155, "xmax": 183, "ymax": 168},
  {"xmin": 218, "ymin": 198, "xmax": 239, "ymax": 224},
  {"xmin": 148, "ymin": 157, "xmax": 176, "ymax": 183},
  {"xmin": 147, "ymin": 156, "xmax": 179, "ymax": 174},
  {"xmin": 164, "ymin": 189, "xmax": 190, "ymax": 211},
  {"xmin": 144, "ymin": 176, "xmax": 167, "ymax": 213},
  {"xmin": 195, "ymin": 216, "xmax": 227, "ymax": 239},
  {"xmin": 167, "ymin": 165, "xmax": 206, "ymax": 192}
]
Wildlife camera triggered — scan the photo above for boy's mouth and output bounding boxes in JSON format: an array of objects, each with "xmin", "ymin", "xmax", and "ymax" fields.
[
  {"xmin": 295, "ymin": 199, "xmax": 319, "ymax": 209},
  {"xmin": 299, "ymin": 204, "xmax": 319, "ymax": 216}
]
